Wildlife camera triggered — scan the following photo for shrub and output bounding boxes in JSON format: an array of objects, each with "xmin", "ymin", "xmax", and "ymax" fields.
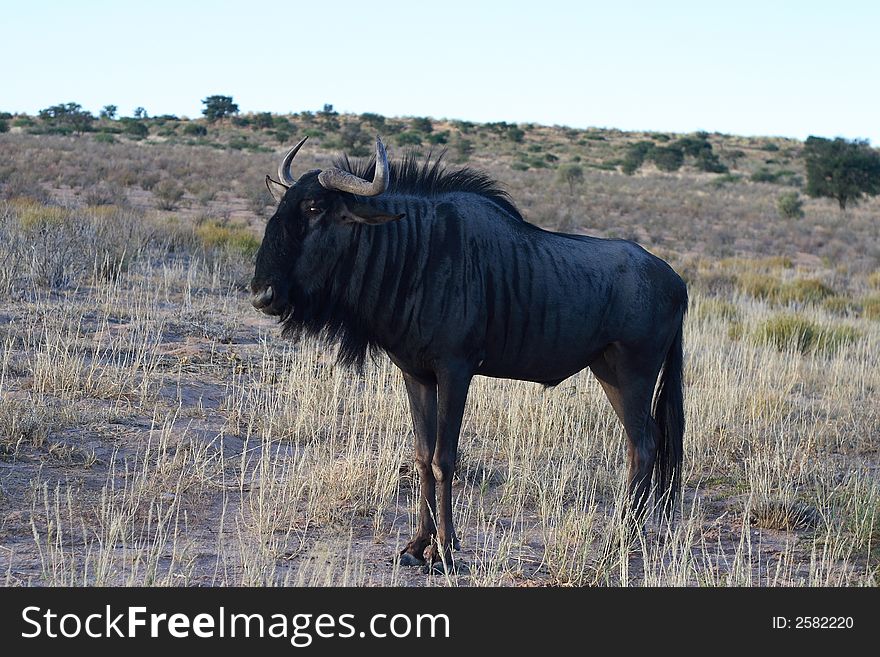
[
  {"xmin": 153, "ymin": 179, "xmax": 185, "ymax": 210},
  {"xmin": 776, "ymin": 191, "xmax": 804, "ymax": 219},
  {"xmin": 750, "ymin": 168, "xmax": 781, "ymax": 183},
  {"xmin": 621, "ymin": 141, "xmax": 654, "ymax": 175},
  {"xmin": 649, "ymin": 145, "xmax": 684, "ymax": 172},
  {"xmin": 253, "ymin": 112, "xmax": 274, "ymax": 129},
  {"xmin": 410, "ymin": 117, "xmax": 433, "ymax": 133},
  {"xmin": 754, "ymin": 314, "xmax": 859, "ymax": 354},
  {"xmin": 183, "ymin": 123, "xmax": 207, "ymax": 136},
  {"xmin": 93, "ymin": 132, "xmax": 116, "ymax": 144},
  {"xmin": 396, "ymin": 131, "xmax": 423, "ymax": 146},
  {"xmin": 696, "ymin": 152, "xmax": 728, "ymax": 173},
  {"xmin": 427, "ymin": 131, "xmax": 449, "ymax": 145},
  {"xmin": 862, "ymin": 296, "xmax": 880, "ymax": 320},
  {"xmin": 711, "ymin": 173, "xmax": 744, "ymax": 187},
  {"xmin": 360, "ymin": 112, "xmax": 385, "ymax": 129},
  {"xmin": 0, "ymin": 119, "xmax": 7, "ymax": 133},
  {"xmin": 120, "ymin": 118, "xmax": 148, "ymax": 138},
  {"xmin": 737, "ymin": 272, "xmax": 781, "ymax": 300},
  {"xmin": 195, "ymin": 220, "xmax": 260, "ymax": 256},
  {"xmin": 778, "ymin": 279, "xmax": 834, "ymax": 304}
]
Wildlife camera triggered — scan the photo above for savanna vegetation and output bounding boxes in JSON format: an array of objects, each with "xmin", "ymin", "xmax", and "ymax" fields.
[{"xmin": 0, "ymin": 101, "xmax": 878, "ymax": 586}]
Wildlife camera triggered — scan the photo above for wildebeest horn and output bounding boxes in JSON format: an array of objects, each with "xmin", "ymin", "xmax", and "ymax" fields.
[
  {"xmin": 278, "ymin": 136, "xmax": 309, "ymax": 186},
  {"xmin": 317, "ymin": 137, "xmax": 389, "ymax": 197}
]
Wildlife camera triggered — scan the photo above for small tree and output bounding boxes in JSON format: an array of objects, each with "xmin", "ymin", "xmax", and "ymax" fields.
[
  {"xmin": 805, "ymin": 136, "xmax": 880, "ymax": 210},
  {"xmin": 201, "ymin": 95, "xmax": 238, "ymax": 123},
  {"xmin": 132, "ymin": 106, "xmax": 148, "ymax": 119},
  {"xmin": 557, "ymin": 163, "xmax": 584, "ymax": 194},
  {"xmin": 38, "ymin": 102, "xmax": 94, "ymax": 134},
  {"xmin": 100, "ymin": 105, "xmax": 117, "ymax": 120}
]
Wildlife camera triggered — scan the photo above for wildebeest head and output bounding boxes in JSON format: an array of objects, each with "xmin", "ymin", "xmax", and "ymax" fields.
[{"xmin": 250, "ymin": 136, "xmax": 404, "ymax": 320}]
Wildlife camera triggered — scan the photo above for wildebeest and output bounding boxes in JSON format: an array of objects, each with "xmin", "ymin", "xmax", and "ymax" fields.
[{"xmin": 251, "ymin": 136, "xmax": 687, "ymax": 571}]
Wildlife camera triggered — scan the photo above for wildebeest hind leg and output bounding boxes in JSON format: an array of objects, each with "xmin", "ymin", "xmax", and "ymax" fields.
[
  {"xmin": 590, "ymin": 346, "xmax": 662, "ymax": 524},
  {"xmin": 399, "ymin": 373, "xmax": 438, "ymax": 566}
]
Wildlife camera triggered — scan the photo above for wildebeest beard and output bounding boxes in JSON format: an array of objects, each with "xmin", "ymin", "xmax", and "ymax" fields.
[{"xmin": 278, "ymin": 258, "xmax": 380, "ymax": 370}]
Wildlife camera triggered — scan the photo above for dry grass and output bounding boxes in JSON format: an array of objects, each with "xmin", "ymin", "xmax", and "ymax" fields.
[{"xmin": 1, "ymin": 127, "xmax": 879, "ymax": 587}]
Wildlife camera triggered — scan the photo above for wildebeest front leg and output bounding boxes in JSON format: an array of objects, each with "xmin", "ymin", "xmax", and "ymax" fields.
[
  {"xmin": 399, "ymin": 373, "xmax": 438, "ymax": 567},
  {"xmin": 424, "ymin": 364, "xmax": 472, "ymax": 571}
]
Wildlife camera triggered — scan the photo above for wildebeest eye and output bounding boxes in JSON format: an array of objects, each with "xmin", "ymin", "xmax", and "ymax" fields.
[{"xmin": 301, "ymin": 200, "xmax": 325, "ymax": 218}]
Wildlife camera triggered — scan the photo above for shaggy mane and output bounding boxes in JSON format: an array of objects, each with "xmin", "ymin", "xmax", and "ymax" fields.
[{"xmin": 332, "ymin": 149, "xmax": 524, "ymax": 221}]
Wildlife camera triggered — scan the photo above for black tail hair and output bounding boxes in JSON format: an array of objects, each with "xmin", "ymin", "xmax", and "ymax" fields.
[{"xmin": 653, "ymin": 303, "xmax": 686, "ymax": 517}]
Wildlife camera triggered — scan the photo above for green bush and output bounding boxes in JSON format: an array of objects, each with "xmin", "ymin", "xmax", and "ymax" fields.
[
  {"xmin": 750, "ymin": 168, "xmax": 781, "ymax": 183},
  {"xmin": 0, "ymin": 119, "xmax": 7, "ymax": 133},
  {"xmin": 396, "ymin": 131, "xmax": 423, "ymax": 146},
  {"xmin": 696, "ymin": 152, "xmax": 728, "ymax": 173},
  {"xmin": 93, "ymin": 133, "xmax": 116, "ymax": 144},
  {"xmin": 650, "ymin": 145, "xmax": 684, "ymax": 172},
  {"xmin": 410, "ymin": 117, "xmax": 433, "ymax": 133},
  {"xmin": 755, "ymin": 314, "xmax": 859, "ymax": 354},
  {"xmin": 360, "ymin": 112, "xmax": 385, "ymax": 129},
  {"xmin": 777, "ymin": 191, "xmax": 804, "ymax": 219},
  {"xmin": 195, "ymin": 220, "xmax": 260, "ymax": 256},
  {"xmin": 427, "ymin": 131, "xmax": 449, "ymax": 145},
  {"xmin": 183, "ymin": 123, "xmax": 207, "ymax": 136},
  {"xmin": 621, "ymin": 141, "xmax": 654, "ymax": 175},
  {"xmin": 120, "ymin": 118, "xmax": 148, "ymax": 138}
]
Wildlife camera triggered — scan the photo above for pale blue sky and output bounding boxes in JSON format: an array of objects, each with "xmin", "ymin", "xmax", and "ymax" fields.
[{"xmin": 2, "ymin": 1, "xmax": 878, "ymax": 143}]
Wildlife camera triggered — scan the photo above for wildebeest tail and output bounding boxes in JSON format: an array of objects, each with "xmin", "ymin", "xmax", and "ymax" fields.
[{"xmin": 652, "ymin": 303, "xmax": 686, "ymax": 517}]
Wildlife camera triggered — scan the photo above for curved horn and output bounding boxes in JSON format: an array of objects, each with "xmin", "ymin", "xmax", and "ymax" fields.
[
  {"xmin": 317, "ymin": 137, "xmax": 389, "ymax": 197},
  {"xmin": 277, "ymin": 136, "xmax": 309, "ymax": 186}
]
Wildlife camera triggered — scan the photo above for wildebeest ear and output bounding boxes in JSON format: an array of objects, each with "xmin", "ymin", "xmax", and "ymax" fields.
[
  {"xmin": 339, "ymin": 201, "xmax": 406, "ymax": 225},
  {"xmin": 265, "ymin": 175, "xmax": 289, "ymax": 203}
]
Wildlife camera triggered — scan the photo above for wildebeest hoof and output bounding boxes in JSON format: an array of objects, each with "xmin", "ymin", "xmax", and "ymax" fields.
[
  {"xmin": 398, "ymin": 552, "xmax": 426, "ymax": 567},
  {"xmin": 423, "ymin": 560, "xmax": 469, "ymax": 576}
]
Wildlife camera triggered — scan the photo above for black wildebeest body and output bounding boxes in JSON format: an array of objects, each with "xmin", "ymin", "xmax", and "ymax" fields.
[{"xmin": 251, "ymin": 137, "xmax": 687, "ymax": 569}]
